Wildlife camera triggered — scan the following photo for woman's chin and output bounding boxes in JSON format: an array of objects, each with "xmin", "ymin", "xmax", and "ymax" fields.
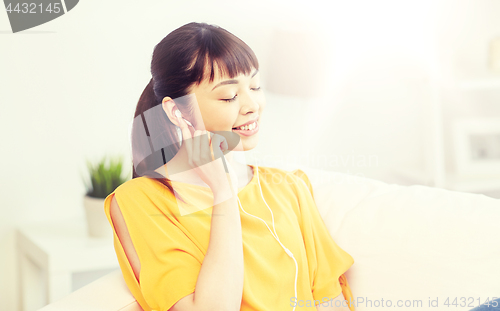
[
  {"xmin": 221, "ymin": 131, "xmax": 256, "ymax": 151},
  {"xmin": 233, "ymin": 133, "xmax": 259, "ymax": 152}
]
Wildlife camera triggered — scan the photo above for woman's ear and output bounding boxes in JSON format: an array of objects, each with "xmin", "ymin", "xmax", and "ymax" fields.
[{"xmin": 161, "ymin": 97, "xmax": 180, "ymax": 126}]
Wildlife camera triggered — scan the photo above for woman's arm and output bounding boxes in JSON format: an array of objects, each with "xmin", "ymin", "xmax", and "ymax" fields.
[
  {"xmin": 316, "ymin": 292, "xmax": 351, "ymax": 311},
  {"xmin": 169, "ymin": 190, "xmax": 243, "ymax": 311},
  {"xmin": 189, "ymin": 191, "xmax": 244, "ymax": 311},
  {"xmin": 112, "ymin": 189, "xmax": 243, "ymax": 311}
]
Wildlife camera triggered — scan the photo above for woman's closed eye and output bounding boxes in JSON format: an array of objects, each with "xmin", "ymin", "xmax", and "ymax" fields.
[{"xmin": 221, "ymin": 87, "xmax": 261, "ymax": 102}]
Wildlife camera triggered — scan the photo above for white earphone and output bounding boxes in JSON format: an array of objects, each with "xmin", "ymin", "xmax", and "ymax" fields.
[{"xmin": 174, "ymin": 109, "xmax": 194, "ymax": 127}]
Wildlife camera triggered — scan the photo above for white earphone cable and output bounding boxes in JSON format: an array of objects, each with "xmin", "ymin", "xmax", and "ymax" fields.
[{"xmin": 236, "ymin": 165, "xmax": 298, "ymax": 311}]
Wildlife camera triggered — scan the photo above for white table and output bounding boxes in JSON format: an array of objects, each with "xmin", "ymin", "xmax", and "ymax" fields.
[{"xmin": 17, "ymin": 216, "xmax": 120, "ymax": 311}]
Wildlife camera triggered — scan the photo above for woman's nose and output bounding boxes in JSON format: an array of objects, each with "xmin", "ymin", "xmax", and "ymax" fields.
[{"xmin": 239, "ymin": 90, "xmax": 261, "ymax": 111}]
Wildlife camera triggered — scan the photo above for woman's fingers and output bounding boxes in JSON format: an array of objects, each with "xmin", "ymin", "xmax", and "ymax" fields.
[
  {"xmin": 175, "ymin": 122, "xmax": 235, "ymax": 191},
  {"xmin": 211, "ymin": 134, "xmax": 228, "ymax": 160},
  {"xmin": 177, "ymin": 114, "xmax": 192, "ymax": 140},
  {"xmin": 192, "ymin": 130, "xmax": 202, "ymax": 166},
  {"xmin": 220, "ymin": 136, "xmax": 228, "ymax": 152},
  {"xmin": 177, "ymin": 115, "xmax": 193, "ymax": 163},
  {"xmin": 176, "ymin": 113, "xmax": 188, "ymax": 130},
  {"xmin": 200, "ymin": 130, "xmax": 210, "ymax": 164},
  {"xmin": 208, "ymin": 134, "xmax": 229, "ymax": 175},
  {"xmin": 210, "ymin": 133, "xmax": 220, "ymax": 161}
]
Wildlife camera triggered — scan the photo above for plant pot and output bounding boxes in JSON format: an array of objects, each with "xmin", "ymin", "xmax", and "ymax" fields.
[{"xmin": 83, "ymin": 194, "xmax": 112, "ymax": 238}]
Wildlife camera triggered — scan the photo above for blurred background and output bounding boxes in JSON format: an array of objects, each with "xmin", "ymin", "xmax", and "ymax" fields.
[{"xmin": 1, "ymin": 0, "xmax": 500, "ymax": 310}]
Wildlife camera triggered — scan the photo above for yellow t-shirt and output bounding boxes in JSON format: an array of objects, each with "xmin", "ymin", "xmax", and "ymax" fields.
[{"xmin": 103, "ymin": 165, "xmax": 355, "ymax": 311}]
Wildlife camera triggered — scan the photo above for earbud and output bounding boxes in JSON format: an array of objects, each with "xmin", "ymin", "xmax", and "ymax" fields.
[{"xmin": 174, "ymin": 109, "xmax": 194, "ymax": 127}]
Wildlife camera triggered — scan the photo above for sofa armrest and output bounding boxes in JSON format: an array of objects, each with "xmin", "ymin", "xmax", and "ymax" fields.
[{"xmin": 37, "ymin": 269, "xmax": 143, "ymax": 311}]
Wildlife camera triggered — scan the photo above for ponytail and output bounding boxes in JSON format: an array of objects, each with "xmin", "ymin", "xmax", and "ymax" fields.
[{"xmin": 131, "ymin": 78, "xmax": 184, "ymax": 201}]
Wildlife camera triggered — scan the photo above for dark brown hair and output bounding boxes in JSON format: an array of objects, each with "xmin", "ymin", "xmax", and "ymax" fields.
[{"xmin": 131, "ymin": 22, "xmax": 259, "ymax": 198}]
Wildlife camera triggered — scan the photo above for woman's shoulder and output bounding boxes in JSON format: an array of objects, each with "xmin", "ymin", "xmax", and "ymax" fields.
[
  {"xmin": 110, "ymin": 176, "xmax": 176, "ymax": 206},
  {"xmin": 105, "ymin": 176, "xmax": 178, "ymax": 219},
  {"xmin": 115, "ymin": 176, "xmax": 169, "ymax": 193},
  {"xmin": 112, "ymin": 177, "xmax": 148, "ymax": 196}
]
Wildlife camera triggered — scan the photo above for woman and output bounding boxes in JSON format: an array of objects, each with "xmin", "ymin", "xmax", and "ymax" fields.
[{"xmin": 104, "ymin": 22, "xmax": 355, "ymax": 311}]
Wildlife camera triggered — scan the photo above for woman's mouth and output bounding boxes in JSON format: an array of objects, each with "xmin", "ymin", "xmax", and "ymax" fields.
[{"xmin": 232, "ymin": 121, "xmax": 259, "ymax": 136}]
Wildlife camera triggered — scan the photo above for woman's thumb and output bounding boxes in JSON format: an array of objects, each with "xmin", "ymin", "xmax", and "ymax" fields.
[{"xmin": 220, "ymin": 136, "xmax": 228, "ymax": 152}]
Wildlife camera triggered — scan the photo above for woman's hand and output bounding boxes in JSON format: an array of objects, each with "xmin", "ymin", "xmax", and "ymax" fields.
[{"xmin": 177, "ymin": 114, "xmax": 239, "ymax": 196}]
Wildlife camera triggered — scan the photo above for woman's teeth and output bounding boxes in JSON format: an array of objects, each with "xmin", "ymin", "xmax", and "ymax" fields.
[{"xmin": 233, "ymin": 121, "xmax": 256, "ymax": 131}]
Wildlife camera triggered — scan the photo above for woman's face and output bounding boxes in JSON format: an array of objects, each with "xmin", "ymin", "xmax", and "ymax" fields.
[{"xmin": 167, "ymin": 65, "xmax": 266, "ymax": 151}]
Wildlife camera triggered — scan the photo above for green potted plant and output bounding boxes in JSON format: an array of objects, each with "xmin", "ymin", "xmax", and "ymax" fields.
[{"xmin": 82, "ymin": 155, "xmax": 129, "ymax": 238}]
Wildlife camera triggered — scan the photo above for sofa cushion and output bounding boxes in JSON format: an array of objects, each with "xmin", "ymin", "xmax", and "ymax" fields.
[{"xmin": 296, "ymin": 165, "xmax": 500, "ymax": 311}]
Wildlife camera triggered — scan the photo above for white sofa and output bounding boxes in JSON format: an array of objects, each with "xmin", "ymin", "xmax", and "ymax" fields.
[{"xmin": 38, "ymin": 164, "xmax": 500, "ymax": 311}]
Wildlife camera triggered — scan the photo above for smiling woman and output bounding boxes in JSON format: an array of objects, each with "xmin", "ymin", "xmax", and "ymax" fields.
[{"xmin": 104, "ymin": 21, "xmax": 356, "ymax": 311}]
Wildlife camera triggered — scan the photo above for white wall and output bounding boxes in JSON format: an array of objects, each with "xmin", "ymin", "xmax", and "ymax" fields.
[{"xmin": 2, "ymin": 0, "xmax": 500, "ymax": 310}]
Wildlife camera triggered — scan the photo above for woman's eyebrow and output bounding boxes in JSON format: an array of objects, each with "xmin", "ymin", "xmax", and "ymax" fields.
[{"xmin": 211, "ymin": 69, "xmax": 259, "ymax": 91}]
